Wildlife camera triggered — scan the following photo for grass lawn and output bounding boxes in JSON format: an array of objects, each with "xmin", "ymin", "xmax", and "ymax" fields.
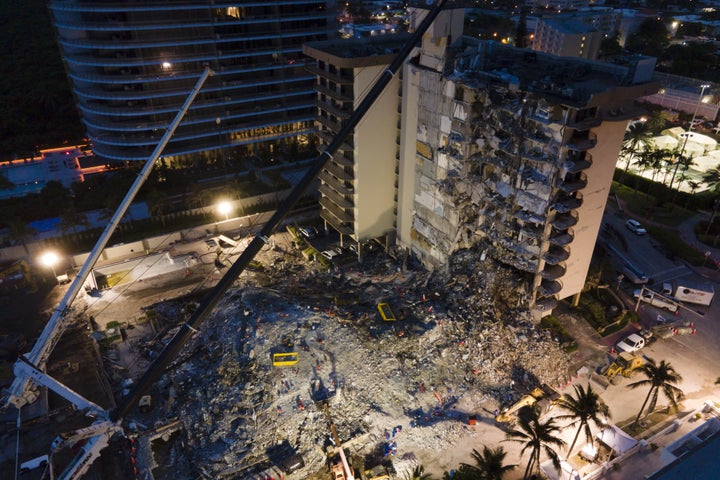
[{"xmin": 612, "ymin": 183, "xmax": 693, "ymax": 227}]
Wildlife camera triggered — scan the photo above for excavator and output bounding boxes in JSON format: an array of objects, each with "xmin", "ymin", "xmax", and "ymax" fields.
[
  {"xmin": 0, "ymin": 258, "xmax": 37, "ymax": 294},
  {"xmin": 3, "ymin": 2, "xmax": 450, "ymax": 478}
]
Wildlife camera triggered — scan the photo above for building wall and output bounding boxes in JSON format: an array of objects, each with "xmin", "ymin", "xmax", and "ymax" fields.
[
  {"xmin": 557, "ymin": 118, "xmax": 628, "ymax": 299},
  {"xmin": 353, "ymin": 65, "xmax": 400, "ymax": 240}
]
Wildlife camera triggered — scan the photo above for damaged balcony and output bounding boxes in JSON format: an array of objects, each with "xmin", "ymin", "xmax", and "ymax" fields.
[
  {"xmin": 552, "ymin": 194, "xmax": 583, "ymax": 213},
  {"xmin": 566, "ymin": 131, "xmax": 597, "ymax": 150},
  {"xmin": 542, "ymin": 245, "xmax": 570, "ymax": 264},
  {"xmin": 522, "ymin": 147, "xmax": 550, "ymax": 163},
  {"xmin": 537, "ymin": 279, "xmax": 562, "ymax": 296},
  {"xmin": 551, "ymin": 212, "xmax": 578, "ymax": 229},
  {"xmin": 514, "ymin": 209, "xmax": 545, "ymax": 225},
  {"xmin": 541, "ymin": 264, "xmax": 566, "ymax": 280},
  {"xmin": 563, "ymin": 152, "xmax": 592, "ymax": 173},
  {"xmin": 558, "ymin": 172, "xmax": 587, "ymax": 193},
  {"xmin": 549, "ymin": 229, "xmax": 574, "ymax": 246}
]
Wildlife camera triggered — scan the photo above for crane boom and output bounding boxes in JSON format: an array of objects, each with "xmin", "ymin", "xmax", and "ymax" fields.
[
  {"xmin": 6, "ymin": 66, "xmax": 214, "ymax": 410},
  {"xmin": 10, "ymin": 1, "xmax": 450, "ymax": 477},
  {"xmin": 113, "ymin": 0, "xmax": 450, "ymax": 422}
]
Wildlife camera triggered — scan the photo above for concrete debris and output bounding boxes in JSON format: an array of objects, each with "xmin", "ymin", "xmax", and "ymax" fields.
[{"xmin": 115, "ymin": 244, "xmax": 570, "ymax": 479}]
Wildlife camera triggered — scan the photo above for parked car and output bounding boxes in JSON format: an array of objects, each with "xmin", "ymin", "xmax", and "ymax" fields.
[
  {"xmin": 615, "ymin": 333, "xmax": 646, "ymax": 354},
  {"xmin": 625, "ymin": 219, "xmax": 647, "ymax": 235},
  {"xmin": 622, "ymin": 263, "xmax": 649, "ymax": 285},
  {"xmin": 299, "ymin": 226, "xmax": 318, "ymax": 239},
  {"xmin": 321, "ymin": 247, "xmax": 342, "ymax": 261}
]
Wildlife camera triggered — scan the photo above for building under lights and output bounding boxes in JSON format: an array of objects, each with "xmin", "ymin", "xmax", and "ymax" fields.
[
  {"xmin": 306, "ymin": 4, "xmax": 658, "ymax": 314},
  {"xmin": 47, "ymin": 1, "xmax": 337, "ymax": 164}
]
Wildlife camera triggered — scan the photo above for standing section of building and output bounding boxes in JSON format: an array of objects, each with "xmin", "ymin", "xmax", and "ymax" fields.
[
  {"xmin": 304, "ymin": 36, "xmax": 409, "ymax": 249},
  {"xmin": 533, "ymin": 19, "xmax": 602, "ymax": 60},
  {"xmin": 48, "ymin": 1, "xmax": 336, "ymax": 163},
  {"xmin": 398, "ymin": 36, "xmax": 658, "ymax": 314}
]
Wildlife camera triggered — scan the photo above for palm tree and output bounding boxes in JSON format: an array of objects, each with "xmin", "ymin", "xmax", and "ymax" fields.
[
  {"xmin": 460, "ymin": 445, "xmax": 516, "ymax": 480},
  {"xmin": 506, "ymin": 407, "xmax": 566, "ymax": 480},
  {"xmin": 147, "ymin": 188, "xmax": 172, "ymax": 227},
  {"xmin": 702, "ymin": 166, "xmax": 720, "ymax": 193},
  {"xmin": 59, "ymin": 206, "xmax": 89, "ymax": 235},
  {"xmin": 555, "ymin": 384, "xmax": 611, "ymax": 455},
  {"xmin": 404, "ymin": 465, "xmax": 432, "ymax": 480},
  {"xmin": 5, "ymin": 218, "xmax": 37, "ymax": 256},
  {"xmin": 668, "ymin": 149, "xmax": 694, "ymax": 192},
  {"xmin": 628, "ymin": 358, "xmax": 684, "ymax": 426},
  {"xmin": 620, "ymin": 122, "xmax": 652, "ymax": 185},
  {"xmin": 686, "ymin": 180, "xmax": 701, "ymax": 207}
]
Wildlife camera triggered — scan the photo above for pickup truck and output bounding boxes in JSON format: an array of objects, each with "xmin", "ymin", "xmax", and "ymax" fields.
[
  {"xmin": 633, "ymin": 289, "xmax": 678, "ymax": 313},
  {"xmin": 615, "ymin": 333, "xmax": 646, "ymax": 354}
]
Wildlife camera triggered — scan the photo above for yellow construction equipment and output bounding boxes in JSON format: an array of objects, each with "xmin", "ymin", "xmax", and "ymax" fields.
[
  {"xmin": 377, "ymin": 303, "xmax": 396, "ymax": 322},
  {"xmin": 0, "ymin": 259, "xmax": 37, "ymax": 294},
  {"xmin": 601, "ymin": 352, "xmax": 644, "ymax": 383},
  {"xmin": 272, "ymin": 352, "xmax": 299, "ymax": 367},
  {"xmin": 495, "ymin": 384, "xmax": 561, "ymax": 425}
]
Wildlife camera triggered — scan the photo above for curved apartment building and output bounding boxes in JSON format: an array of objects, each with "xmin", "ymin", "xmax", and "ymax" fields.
[{"xmin": 48, "ymin": 1, "xmax": 336, "ymax": 162}]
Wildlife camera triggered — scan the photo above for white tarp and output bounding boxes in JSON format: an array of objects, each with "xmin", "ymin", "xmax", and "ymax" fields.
[
  {"xmin": 597, "ymin": 425, "xmax": 638, "ymax": 454},
  {"xmin": 540, "ymin": 459, "xmax": 581, "ymax": 480}
]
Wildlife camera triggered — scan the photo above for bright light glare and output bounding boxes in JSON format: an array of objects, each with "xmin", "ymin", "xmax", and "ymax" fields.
[
  {"xmin": 162, "ymin": 61, "xmax": 172, "ymax": 70},
  {"xmin": 217, "ymin": 201, "xmax": 232, "ymax": 217},
  {"xmin": 40, "ymin": 251, "xmax": 59, "ymax": 268}
]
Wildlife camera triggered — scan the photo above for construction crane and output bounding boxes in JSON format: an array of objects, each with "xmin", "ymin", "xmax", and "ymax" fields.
[
  {"xmin": 4, "ymin": 66, "xmax": 213, "ymax": 412},
  {"xmin": 321, "ymin": 402, "xmax": 355, "ymax": 480},
  {"xmin": 5, "ymin": 66, "xmax": 213, "ymax": 479},
  {"xmin": 8, "ymin": 1, "xmax": 450, "ymax": 477}
]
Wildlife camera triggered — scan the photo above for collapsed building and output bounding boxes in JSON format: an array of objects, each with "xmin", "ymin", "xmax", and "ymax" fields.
[{"xmin": 305, "ymin": 4, "xmax": 659, "ymax": 316}]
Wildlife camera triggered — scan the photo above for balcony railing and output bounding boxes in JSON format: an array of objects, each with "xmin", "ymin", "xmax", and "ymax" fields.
[
  {"xmin": 563, "ymin": 153, "xmax": 593, "ymax": 173},
  {"xmin": 549, "ymin": 230, "xmax": 574, "ymax": 246},
  {"xmin": 565, "ymin": 131, "xmax": 597, "ymax": 150},
  {"xmin": 540, "ymin": 264, "xmax": 566, "ymax": 280},
  {"xmin": 535, "ymin": 296, "xmax": 558, "ymax": 310},
  {"xmin": 319, "ymin": 196, "xmax": 354, "ymax": 224},
  {"xmin": 551, "ymin": 212, "xmax": 578, "ymax": 230},
  {"xmin": 542, "ymin": 246, "xmax": 570, "ymax": 265},
  {"xmin": 319, "ymin": 184, "xmax": 354, "ymax": 209},
  {"xmin": 552, "ymin": 196, "xmax": 583, "ymax": 213},
  {"xmin": 538, "ymin": 279, "xmax": 562, "ymax": 296},
  {"xmin": 558, "ymin": 174, "xmax": 588, "ymax": 194}
]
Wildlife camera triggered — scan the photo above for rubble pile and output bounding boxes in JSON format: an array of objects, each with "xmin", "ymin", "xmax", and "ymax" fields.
[{"xmin": 129, "ymin": 246, "xmax": 570, "ymax": 479}]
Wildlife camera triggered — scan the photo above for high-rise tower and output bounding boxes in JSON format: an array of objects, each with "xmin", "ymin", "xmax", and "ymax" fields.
[{"xmin": 48, "ymin": 1, "xmax": 336, "ymax": 163}]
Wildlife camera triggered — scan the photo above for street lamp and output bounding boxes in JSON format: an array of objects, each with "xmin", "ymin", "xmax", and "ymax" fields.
[
  {"xmin": 217, "ymin": 201, "xmax": 232, "ymax": 221},
  {"xmin": 40, "ymin": 251, "xmax": 59, "ymax": 283}
]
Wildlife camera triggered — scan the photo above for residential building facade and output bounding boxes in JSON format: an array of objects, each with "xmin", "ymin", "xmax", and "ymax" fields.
[
  {"xmin": 305, "ymin": 4, "xmax": 657, "ymax": 314},
  {"xmin": 533, "ymin": 18, "xmax": 603, "ymax": 60},
  {"xmin": 397, "ymin": 7, "xmax": 656, "ymax": 314},
  {"xmin": 304, "ymin": 36, "xmax": 409, "ymax": 248},
  {"xmin": 48, "ymin": 1, "xmax": 336, "ymax": 164}
]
